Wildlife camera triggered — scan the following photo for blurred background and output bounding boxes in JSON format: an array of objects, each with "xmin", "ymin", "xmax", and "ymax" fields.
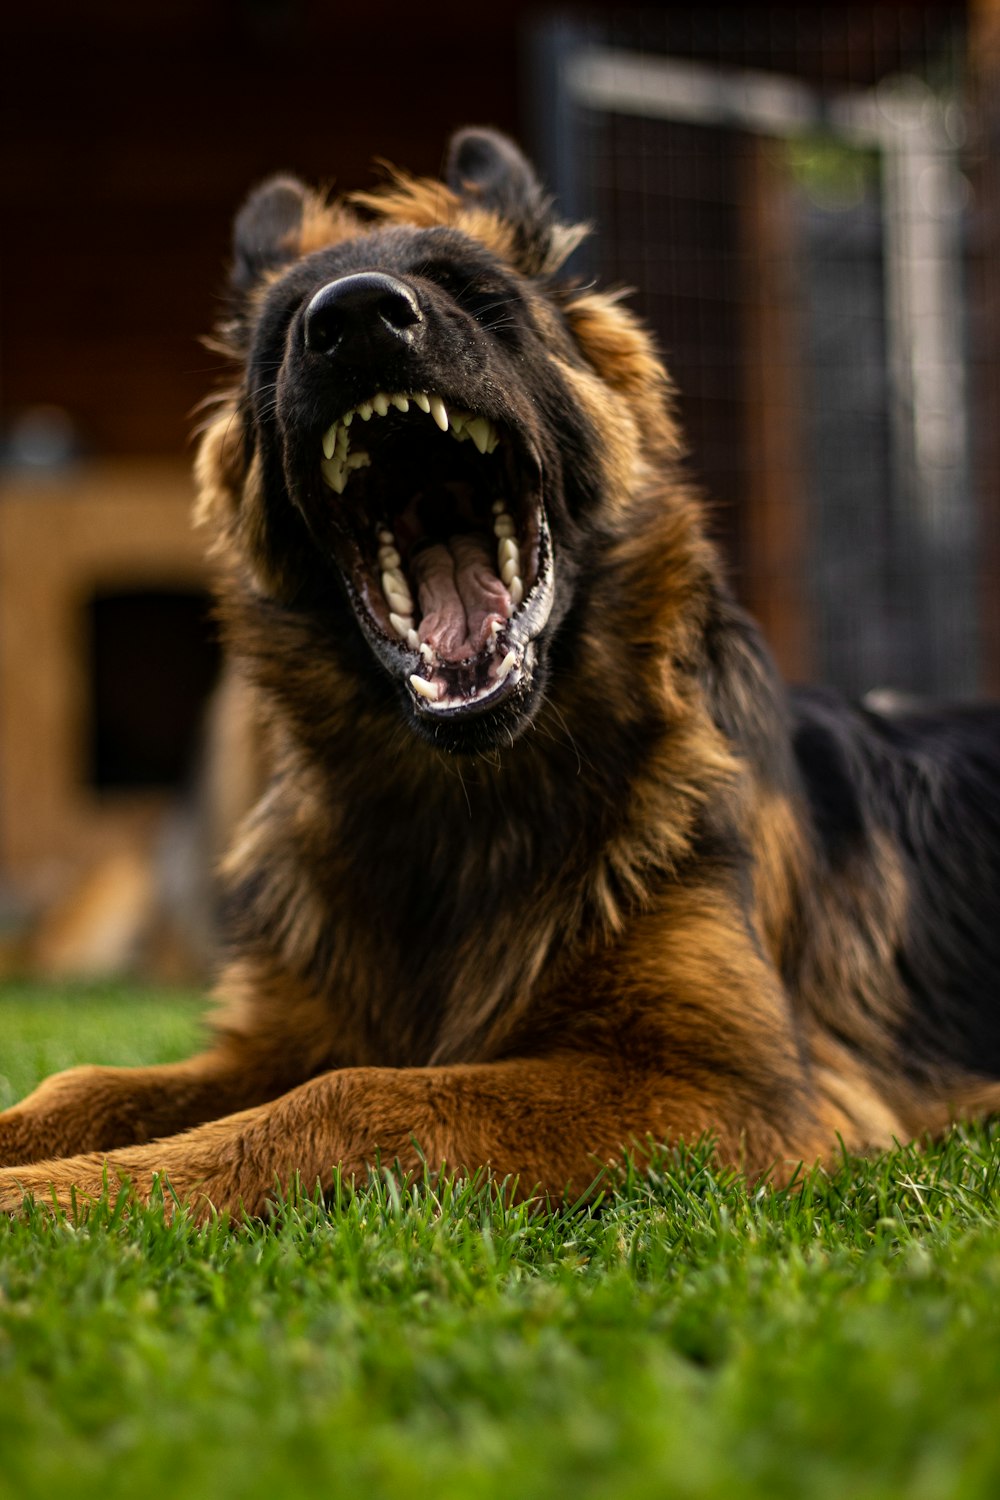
[{"xmin": 1, "ymin": 0, "xmax": 998, "ymax": 979}]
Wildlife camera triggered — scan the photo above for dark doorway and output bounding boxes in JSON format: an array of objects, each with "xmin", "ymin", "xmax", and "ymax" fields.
[{"xmin": 86, "ymin": 589, "xmax": 220, "ymax": 791}]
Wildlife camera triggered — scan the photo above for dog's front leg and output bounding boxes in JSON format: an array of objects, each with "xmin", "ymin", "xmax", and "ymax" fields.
[
  {"xmin": 0, "ymin": 1052, "xmax": 813, "ymax": 1217},
  {"xmin": 0, "ymin": 1038, "xmax": 311, "ymax": 1169}
]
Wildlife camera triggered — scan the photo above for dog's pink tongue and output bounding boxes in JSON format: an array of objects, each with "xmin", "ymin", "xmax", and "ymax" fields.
[{"xmin": 411, "ymin": 535, "xmax": 510, "ymax": 659}]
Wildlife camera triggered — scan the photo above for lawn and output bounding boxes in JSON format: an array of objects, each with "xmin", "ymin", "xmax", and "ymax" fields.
[{"xmin": 2, "ymin": 985, "xmax": 1000, "ymax": 1499}]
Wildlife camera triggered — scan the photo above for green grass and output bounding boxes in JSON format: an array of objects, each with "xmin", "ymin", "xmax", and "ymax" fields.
[
  {"xmin": 3, "ymin": 985, "xmax": 1000, "ymax": 1499},
  {"xmin": 0, "ymin": 982, "xmax": 206, "ymax": 1111}
]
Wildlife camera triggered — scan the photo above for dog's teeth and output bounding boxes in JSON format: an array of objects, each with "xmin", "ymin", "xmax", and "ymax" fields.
[
  {"xmin": 498, "ymin": 539, "xmax": 521, "ymax": 580},
  {"xmin": 385, "ymin": 590, "xmax": 414, "ymax": 618},
  {"xmin": 383, "ymin": 570, "xmax": 411, "ymax": 597},
  {"xmin": 491, "ymin": 499, "xmax": 506, "ymax": 515},
  {"xmin": 509, "ymin": 575, "xmax": 524, "ymax": 607},
  {"xmin": 345, "ymin": 451, "xmax": 371, "ymax": 470},
  {"xmin": 373, "ymin": 392, "xmax": 389, "ymax": 417},
  {"xmin": 321, "ymin": 423, "xmax": 339, "ymax": 460},
  {"xmin": 449, "ymin": 411, "xmax": 467, "ymax": 435},
  {"xmin": 500, "ymin": 555, "xmax": 519, "ymax": 588},
  {"xmin": 390, "ymin": 394, "xmax": 410, "ymax": 413},
  {"xmin": 466, "ymin": 417, "xmax": 491, "ymax": 455},
  {"xmin": 378, "ymin": 527, "xmax": 396, "ymax": 545},
  {"xmin": 335, "ymin": 426, "xmax": 349, "ymax": 460},
  {"xmin": 343, "ymin": 410, "xmax": 354, "ymax": 428},
  {"xmin": 382, "ymin": 566, "xmax": 410, "ymax": 595},
  {"xmin": 410, "ymin": 674, "xmax": 441, "ymax": 701},
  {"xmin": 489, "ymin": 618, "xmax": 503, "ymax": 639},
  {"xmin": 382, "ymin": 570, "xmax": 414, "ymax": 616},
  {"xmin": 389, "ymin": 611, "xmax": 413, "ymax": 639},
  {"xmin": 358, "ymin": 401, "xmax": 373, "ymax": 421},
  {"xmin": 494, "ymin": 514, "xmax": 515, "ymax": 539},
  {"xmin": 413, "ymin": 393, "xmax": 431, "ymax": 414},
  {"xmin": 378, "ymin": 544, "xmax": 402, "ymax": 569},
  {"xmin": 485, "ymin": 429, "xmax": 500, "ymax": 454},
  {"xmin": 321, "ymin": 457, "xmax": 346, "ymax": 494},
  {"xmin": 429, "ymin": 395, "xmax": 449, "ymax": 432},
  {"xmin": 496, "ymin": 650, "xmax": 517, "ymax": 683},
  {"xmin": 419, "ymin": 642, "xmax": 436, "ymax": 665},
  {"xmin": 406, "ymin": 627, "xmax": 420, "ymax": 650}
]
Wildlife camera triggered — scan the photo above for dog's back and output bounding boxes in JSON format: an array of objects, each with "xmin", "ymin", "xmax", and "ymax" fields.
[{"xmin": 791, "ymin": 687, "xmax": 1000, "ymax": 1117}]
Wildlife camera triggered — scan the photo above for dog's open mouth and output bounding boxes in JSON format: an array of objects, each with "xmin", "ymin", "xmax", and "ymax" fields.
[{"xmin": 314, "ymin": 390, "xmax": 554, "ymax": 715}]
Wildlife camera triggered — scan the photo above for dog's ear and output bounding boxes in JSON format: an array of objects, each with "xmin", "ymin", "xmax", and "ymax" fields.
[
  {"xmin": 446, "ymin": 129, "xmax": 547, "ymax": 226},
  {"xmin": 446, "ymin": 128, "xmax": 564, "ymax": 274},
  {"xmin": 231, "ymin": 175, "xmax": 309, "ymax": 297}
]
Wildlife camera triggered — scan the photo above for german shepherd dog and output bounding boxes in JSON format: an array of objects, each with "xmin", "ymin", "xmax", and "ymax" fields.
[{"xmin": 3, "ymin": 129, "xmax": 1000, "ymax": 1216}]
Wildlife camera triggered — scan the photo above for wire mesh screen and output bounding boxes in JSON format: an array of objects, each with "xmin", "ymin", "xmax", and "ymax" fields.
[{"xmin": 532, "ymin": 6, "xmax": 992, "ymax": 699}]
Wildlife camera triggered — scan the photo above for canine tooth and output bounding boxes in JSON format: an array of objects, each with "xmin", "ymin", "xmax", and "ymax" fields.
[
  {"xmin": 373, "ymin": 392, "xmax": 389, "ymax": 417},
  {"xmin": 390, "ymin": 394, "xmax": 410, "ymax": 413},
  {"xmin": 322, "ymin": 423, "xmax": 339, "ymax": 460},
  {"xmin": 346, "ymin": 451, "xmax": 371, "ymax": 470},
  {"xmin": 466, "ymin": 417, "xmax": 491, "ymax": 455},
  {"xmin": 496, "ymin": 651, "xmax": 517, "ymax": 683},
  {"xmin": 358, "ymin": 401, "xmax": 374, "ymax": 421},
  {"xmin": 389, "ymin": 611, "xmax": 413, "ymax": 639},
  {"xmin": 410, "ymin": 674, "xmax": 441, "ymax": 701},
  {"xmin": 378, "ymin": 545, "xmax": 402, "ymax": 569},
  {"xmin": 321, "ymin": 457, "xmax": 346, "ymax": 494},
  {"xmin": 413, "ymin": 392, "xmax": 431, "ymax": 413},
  {"xmin": 501, "ymin": 556, "xmax": 519, "ymax": 588},
  {"xmin": 406, "ymin": 627, "xmax": 420, "ymax": 650},
  {"xmin": 494, "ymin": 515, "xmax": 515, "ymax": 539},
  {"xmin": 428, "ymin": 395, "xmax": 449, "ymax": 432},
  {"xmin": 378, "ymin": 527, "xmax": 395, "ymax": 544},
  {"xmin": 509, "ymin": 575, "xmax": 524, "ymax": 607}
]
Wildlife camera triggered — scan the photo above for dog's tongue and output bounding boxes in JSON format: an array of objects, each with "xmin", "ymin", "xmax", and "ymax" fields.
[{"xmin": 411, "ymin": 534, "xmax": 510, "ymax": 660}]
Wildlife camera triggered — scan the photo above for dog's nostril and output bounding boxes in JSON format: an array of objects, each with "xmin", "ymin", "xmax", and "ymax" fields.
[
  {"xmin": 304, "ymin": 306, "xmax": 346, "ymax": 355},
  {"xmin": 376, "ymin": 287, "xmax": 422, "ymax": 332},
  {"xmin": 303, "ymin": 273, "xmax": 423, "ymax": 356}
]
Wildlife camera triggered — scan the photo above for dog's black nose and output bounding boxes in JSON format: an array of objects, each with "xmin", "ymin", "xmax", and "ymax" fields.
[{"xmin": 303, "ymin": 273, "xmax": 424, "ymax": 357}]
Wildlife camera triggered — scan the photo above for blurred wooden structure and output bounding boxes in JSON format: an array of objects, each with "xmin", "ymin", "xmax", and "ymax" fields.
[{"xmin": 0, "ymin": 462, "xmax": 211, "ymax": 966}]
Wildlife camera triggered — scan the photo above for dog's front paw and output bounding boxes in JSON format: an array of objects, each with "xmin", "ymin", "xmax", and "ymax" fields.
[
  {"xmin": 0, "ymin": 1137, "xmax": 276, "ymax": 1222},
  {"xmin": 0, "ymin": 1155, "xmax": 116, "ymax": 1215}
]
